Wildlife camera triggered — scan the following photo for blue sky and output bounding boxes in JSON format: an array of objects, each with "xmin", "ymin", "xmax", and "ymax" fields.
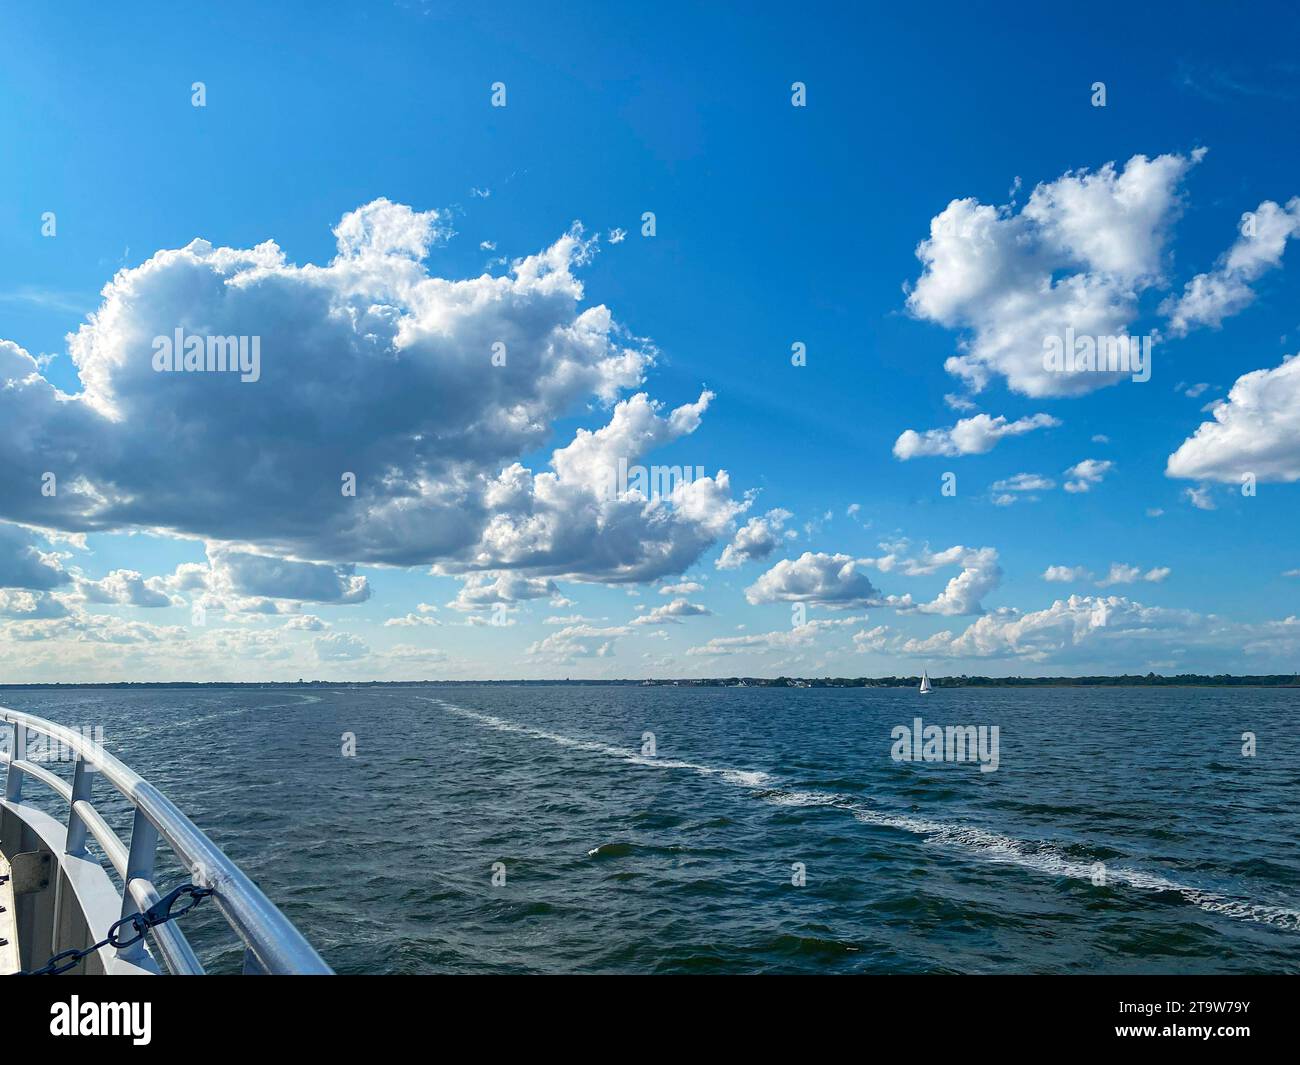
[{"xmin": 2, "ymin": 1, "xmax": 1300, "ymax": 680}]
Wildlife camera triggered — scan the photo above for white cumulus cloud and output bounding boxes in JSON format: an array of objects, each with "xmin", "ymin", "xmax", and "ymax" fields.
[
  {"xmin": 893, "ymin": 413, "xmax": 1060, "ymax": 460},
  {"xmin": 1063, "ymin": 458, "xmax": 1114, "ymax": 493},
  {"xmin": 745, "ymin": 552, "xmax": 882, "ymax": 609},
  {"xmin": 906, "ymin": 151, "xmax": 1202, "ymax": 397},
  {"xmin": 0, "ymin": 201, "xmax": 749, "ymax": 604},
  {"xmin": 1167, "ymin": 353, "xmax": 1300, "ymax": 483},
  {"xmin": 1162, "ymin": 198, "xmax": 1300, "ymax": 335},
  {"xmin": 716, "ymin": 508, "xmax": 793, "ymax": 569}
]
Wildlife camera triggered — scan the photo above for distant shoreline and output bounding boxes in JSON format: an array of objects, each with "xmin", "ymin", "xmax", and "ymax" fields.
[{"xmin": 1, "ymin": 675, "xmax": 1298, "ymax": 690}]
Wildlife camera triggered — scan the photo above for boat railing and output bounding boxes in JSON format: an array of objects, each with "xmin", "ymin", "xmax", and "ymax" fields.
[{"xmin": 0, "ymin": 706, "xmax": 332, "ymax": 975}]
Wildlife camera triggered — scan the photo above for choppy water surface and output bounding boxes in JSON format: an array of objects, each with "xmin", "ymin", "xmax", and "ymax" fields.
[{"xmin": 4, "ymin": 685, "xmax": 1297, "ymax": 973}]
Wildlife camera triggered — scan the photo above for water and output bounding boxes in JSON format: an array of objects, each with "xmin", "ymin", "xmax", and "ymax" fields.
[{"xmin": 3, "ymin": 684, "xmax": 1297, "ymax": 973}]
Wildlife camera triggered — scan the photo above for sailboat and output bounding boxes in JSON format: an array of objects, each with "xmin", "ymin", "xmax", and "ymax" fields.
[{"xmin": 918, "ymin": 670, "xmax": 932, "ymax": 694}]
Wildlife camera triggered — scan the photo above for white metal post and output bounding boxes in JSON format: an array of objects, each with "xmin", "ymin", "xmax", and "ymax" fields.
[
  {"xmin": 3, "ymin": 722, "xmax": 25, "ymax": 802},
  {"xmin": 117, "ymin": 808, "xmax": 159, "ymax": 963}
]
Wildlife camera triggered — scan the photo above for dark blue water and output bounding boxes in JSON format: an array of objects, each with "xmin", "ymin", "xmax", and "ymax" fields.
[{"xmin": 4, "ymin": 685, "xmax": 1297, "ymax": 973}]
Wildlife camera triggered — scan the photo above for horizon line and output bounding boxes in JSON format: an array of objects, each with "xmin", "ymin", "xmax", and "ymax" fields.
[{"xmin": 2, "ymin": 672, "xmax": 1299, "ymax": 690}]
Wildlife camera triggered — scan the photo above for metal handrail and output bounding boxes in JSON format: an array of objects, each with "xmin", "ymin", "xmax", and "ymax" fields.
[{"xmin": 0, "ymin": 707, "xmax": 332, "ymax": 975}]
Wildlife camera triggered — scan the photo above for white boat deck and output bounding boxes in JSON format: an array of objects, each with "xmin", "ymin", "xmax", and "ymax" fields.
[{"xmin": 0, "ymin": 850, "xmax": 17, "ymax": 974}]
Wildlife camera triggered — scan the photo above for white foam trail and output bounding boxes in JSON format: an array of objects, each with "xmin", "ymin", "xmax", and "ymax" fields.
[
  {"xmin": 179, "ymin": 691, "xmax": 323, "ymax": 728},
  {"xmin": 423, "ymin": 696, "xmax": 1300, "ymax": 932},
  {"xmin": 273, "ymin": 693, "xmax": 323, "ymax": 707},
  {"xmin": 419, "ymin": 696, "xmax": 776, "ymax": 788}
]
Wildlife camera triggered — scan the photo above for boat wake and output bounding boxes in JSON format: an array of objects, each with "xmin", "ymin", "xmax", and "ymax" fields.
[
  {"xmin": 421, "ymin": 696, "xmax": 1300, "ymax": 932},
  {"xmin": 179, "ymin": 691, "xmax": 323, "ymax": 728}
]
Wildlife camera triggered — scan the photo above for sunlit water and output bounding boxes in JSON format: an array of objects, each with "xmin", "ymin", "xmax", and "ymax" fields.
[{"xmin": 3, "ymin": 685, "xmax": 1297, "ymax": 973}]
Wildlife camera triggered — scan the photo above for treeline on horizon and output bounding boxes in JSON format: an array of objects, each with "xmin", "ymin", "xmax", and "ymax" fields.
[{"xmin": 1, "ymin": 673, "xmax": 1298, "ymax": 689}]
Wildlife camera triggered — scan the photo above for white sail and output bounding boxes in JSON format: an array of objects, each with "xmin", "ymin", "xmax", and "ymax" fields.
[{"xmin": 919, "ymin": 670, "xmax": 931, "ymax": 694}]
